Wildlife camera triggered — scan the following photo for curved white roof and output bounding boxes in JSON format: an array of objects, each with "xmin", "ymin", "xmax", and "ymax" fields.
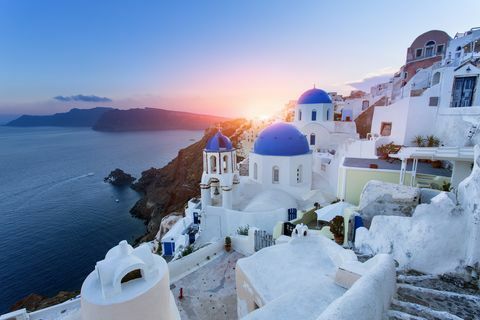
[{"xmin": 243, "ymin": 189, "xmax": 297, "ymax": 212}]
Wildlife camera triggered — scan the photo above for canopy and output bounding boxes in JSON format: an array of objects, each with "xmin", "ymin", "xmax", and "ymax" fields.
[{"xmin": 315, "ymin": 201, "xmax": 354, "ymax": 222}]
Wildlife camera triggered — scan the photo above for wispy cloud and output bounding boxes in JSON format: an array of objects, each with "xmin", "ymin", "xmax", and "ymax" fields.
[
  {"xmin": 53, "ymin": 94, "xmax": 112, "ymax": 102},
  {"xmin": 346, "ymin": 67, "xmax": 398, "ymax": 91}
]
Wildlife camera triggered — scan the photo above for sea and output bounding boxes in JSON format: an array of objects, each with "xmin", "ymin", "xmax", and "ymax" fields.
[{"xmin": 0, "ymin": 126, "xmax": 203, "ymax": 313}]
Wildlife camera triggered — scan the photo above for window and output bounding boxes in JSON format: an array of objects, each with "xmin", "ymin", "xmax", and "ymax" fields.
[
  {"xmin": 432, "ymin": 72, "xmax": 441, "ymax": 85},
  {"xmin": 298, "ymin": 110, "xmax": 302, "ymax": 121},
  {"xmin": 223, "ymin": 155, "xmax": 229, "ymax": 173},
  {"xmin": 451, "ymin": 77, "xmax": 477, "ymax": 108},
  {"xmin": 311, "ymin": 110, "xmax": 317, "ymax": 121},
  {"xmin": 415, "ymin": 48, "xmax": 423, "ymax": 58},
  {"xmin": 380, "ymin": 122, "xmax": 392, "ymax": 136},
  {"xmin": 362, "ymin": 100, "xmax": 369, "ymax": 110},
  {"xmin": 474, "ymin": 40, "xmax": 480, "ymax": 53},
  {"xmin": 326, "ymin": 109, "xmax": 330, "ymax": 120},
  {"xmin": 121, "ymin": 269, "xmax": 143, "ymax": 284},
  {"xmin": 272, "ymin": 166, "xmax": 279, "ymax": 184},
  {"xmin": 425, "ymin": 40, "xmax": 435, "ymax": 57},
  {"xmin": 310, "ymin": 133, "xmax": 316, "ymax": 146},
  {"xmin": 253, "ymin": 163, "xmax": 258, "ymax": 180},
  {"xmin": 436, "ymin": 44, "xmax": 444, "ymax": 55},
  {"xmin": 296, "ymin": 165, "xmax": 303, "ymax": 183},
  {"xmin": 210, "ymin": 155, "xmax": 217, "ymax": 173},
  {"xmin": 429, "ymin": 97, "xmax": 439, "ymax": 106}
]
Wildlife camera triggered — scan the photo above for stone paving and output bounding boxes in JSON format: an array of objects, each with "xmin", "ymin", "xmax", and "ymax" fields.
[
  {"xmin": 172, "ymin": 251, "xmax": 244, "ymax": 320},
  {"xmin": 388, "ymin": 270, "xmax": 480, "ymax": 320}
]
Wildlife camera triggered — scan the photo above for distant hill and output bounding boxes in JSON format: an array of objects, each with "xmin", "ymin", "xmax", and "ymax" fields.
[
  {"xmin": 6, "ymin": 107, "xmax": 113, "ymax": 127},
  {"xmin": 92, "ymin": 108, "xmax": 229, "ymax": 132}
]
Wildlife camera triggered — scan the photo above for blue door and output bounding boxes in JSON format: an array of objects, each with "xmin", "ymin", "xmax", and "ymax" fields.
[
  {"xmin": 288, "ymin": 208, "xmax": 297, "ymax": 221},
  {"xmin": 310, "ymin": 134, "xmax": 316, "ymax": 146},
  {"xmin": 193, "ymin": 212, "xmax": 200, "ymax": 224},
  {"xmin": 188, "ymin": 232, "xmax": 196, "ymax": 245},
  {"xmin": 163, "ymin": 242, "xmax": 175, "ymax": 256}
]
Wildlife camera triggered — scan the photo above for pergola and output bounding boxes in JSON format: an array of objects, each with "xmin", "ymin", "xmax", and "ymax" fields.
[{"xmin": 389, "ymin": 147, "xmax": 474, "ymax": 187}]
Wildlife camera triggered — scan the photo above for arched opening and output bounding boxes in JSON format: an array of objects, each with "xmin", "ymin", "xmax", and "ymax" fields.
[
  {"xmin": 298, "ymin": 110, "xmax": 302, "ymax": 121},
  {"xmin": 272, "ymin": 166, "xmax": 279, "ymax": 184},
  {"xmin": 223, "ymin": 155, "xmax": 229, "ymax": 173},
  {"xmin": 121, "ymin": 269, "xmax": 143, "ymax": 284},
  {"xmin": 326, "ymin": 109, "xmax": 330, "ymax": 121},
  {"xmin": 310, "ymin": 133, "xmax": 316, "ymax": 146},
  {"xmin": 296, "ymin": 165, "xmax": 303, "ymax": 183},
  {"xmin": 425, "ymin": 40, "xmax": 435, "ymax": 57},
  {"xmin": 311, "ymin": 110, "xmax": 317, "ymax": 121},
  {"xmin": 253, "ymin": 163, "xmax": 258, "ymax": 180},
  {"xmin": 210, "ymin": 155, "xmax": 217, "ymax": 173},
  {"xmin": 432, "ymin": 72, "xmax": 441, "ymax": 85}
]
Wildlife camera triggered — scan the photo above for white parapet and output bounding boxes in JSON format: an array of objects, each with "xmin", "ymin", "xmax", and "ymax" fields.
[{"xmin": 80, "ymin": 240, "xmax": 180, "ymax": 320}]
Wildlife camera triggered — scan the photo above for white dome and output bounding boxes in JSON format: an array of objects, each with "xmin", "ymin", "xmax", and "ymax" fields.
[{"xmin": 244, "ymin": 189, "xmax": 297, "ymax": 212}]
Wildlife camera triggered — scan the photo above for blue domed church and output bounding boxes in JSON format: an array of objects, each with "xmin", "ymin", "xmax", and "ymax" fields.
[
  {"xmin": 293, "ymin": 87, "xmax": 358, "ymax": 151},
  {"xmin": 249, "ymin": 122, "xmax": 313, "ymax": 193}
]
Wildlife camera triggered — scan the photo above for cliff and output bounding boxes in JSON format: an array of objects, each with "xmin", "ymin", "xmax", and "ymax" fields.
[
  {"xmin": 92, "ymin": 108, "xmax": 229, "ymax": 132},
  {"xmin": 130, "ymin": 118, "xmax": 249, "ymax": 242},
  {"xmin": 6, "ymin": 107, "xmax": 113, "ymax": 127}
]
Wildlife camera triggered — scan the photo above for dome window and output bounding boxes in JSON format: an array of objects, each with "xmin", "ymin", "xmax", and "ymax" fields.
[
  {"xmin": 272, "ymin": 166, "xmax": 280, "ymax": 184},
  {"xmin": 310, "ymin": 133, "xmax": 316, "ymax": 146},
  {"xmin": 311, "ymin": 110, "xmax": 317, "ymax": 121}
]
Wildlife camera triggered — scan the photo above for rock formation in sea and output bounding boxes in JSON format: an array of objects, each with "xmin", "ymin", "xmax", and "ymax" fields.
[
  {"xmin": 130, "ymin": 118, "xmax": 249, "ymax": 242},
  {"xmin": 104, "ymin": 168, "xmax": 136, "ymax": 186}
]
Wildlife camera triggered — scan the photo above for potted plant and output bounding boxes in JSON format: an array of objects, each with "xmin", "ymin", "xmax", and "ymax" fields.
[
  {"xmin": 329, "ymin": 216, "xmax": 345, "ymax": 245},
  {"xmin": 225, "ymin": 236, "xmax": 232, "ymax": 252},
  {"xmin": 412, "ymin": 135, "xmax": 425, "ymax": 147},
  {"xmin": 377, "ymin": 142, "xmax": 402, "ymax": 160}
]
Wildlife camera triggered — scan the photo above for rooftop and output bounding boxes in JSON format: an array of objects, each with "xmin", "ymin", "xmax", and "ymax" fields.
[{"xmin": 343, "ymin": 157, "xmax": 452, "ymax": 177}]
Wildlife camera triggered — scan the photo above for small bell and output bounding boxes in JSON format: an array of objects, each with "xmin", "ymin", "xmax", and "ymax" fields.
[{"xmin": 214, "ymin": 186, "xmax": 220, "ymax": 195}]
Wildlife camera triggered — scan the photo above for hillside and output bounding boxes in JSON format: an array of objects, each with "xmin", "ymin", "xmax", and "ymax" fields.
[
  {"xmin": 130, "ymin": 118, "xmax": 249, "ymax": 242},
  {"xmin": 6, "ymin": 107, "xmax": 113, "ymax": 127},
  {"xmin": 92, "ymin": 108, "xmax": 229, "ymax": 132}
]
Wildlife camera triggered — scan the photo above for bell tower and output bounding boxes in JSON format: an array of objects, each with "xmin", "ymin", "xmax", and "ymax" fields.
[{"xmin": 200, "ymin": 130, "xmax": 239, "ymax": 209}]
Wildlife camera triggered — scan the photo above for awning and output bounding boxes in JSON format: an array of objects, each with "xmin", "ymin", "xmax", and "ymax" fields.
[{"xmin": 315, "ymin": 201, "xmax": 354, "ymax": 222}]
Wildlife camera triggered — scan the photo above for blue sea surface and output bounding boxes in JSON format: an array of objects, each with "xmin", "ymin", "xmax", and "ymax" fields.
[{"xmin": 0, "ymin": 127, "xmax": 203, "ymax": 313}]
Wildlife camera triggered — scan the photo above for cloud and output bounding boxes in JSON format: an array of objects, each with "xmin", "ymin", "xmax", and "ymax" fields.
[
  {"xmin": 346, "ymin": 67, "xmax": 398, "ymax": 91},
  {"xmin": 53, "ymin": 94, "xmax": 112, "ymax": 102}
]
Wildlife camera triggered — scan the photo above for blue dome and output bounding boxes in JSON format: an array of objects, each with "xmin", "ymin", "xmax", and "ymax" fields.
[
  {"xmin": 205, "ymin": 131, "xmax": 233, "ymax": 151},
  {"xmin": 254, "ymin": 123, "xmax": 310, "ymax": 156},
  {"xmin": 297, "ymin": 88, "xmax": 332, "ymax": 104}
]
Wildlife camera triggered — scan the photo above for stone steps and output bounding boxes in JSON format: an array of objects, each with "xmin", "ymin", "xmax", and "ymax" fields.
[{"xmin": 387, "ymin": 271, "xmax": 480, "ymax": 320}]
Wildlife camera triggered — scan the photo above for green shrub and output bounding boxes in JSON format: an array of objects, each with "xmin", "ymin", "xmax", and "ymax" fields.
[
  {"xmin": 237, "ymin": 225, "xmax": 249, "ymax": 236},
  {"xmin": 181, "ymin": 245, "xmax": 194, "ymax": 257}
]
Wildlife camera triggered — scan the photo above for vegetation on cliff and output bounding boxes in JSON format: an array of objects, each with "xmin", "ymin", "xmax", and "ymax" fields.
[{"xmin": 130, "ymin": 118, "xmax": 249, "ymax": 242}]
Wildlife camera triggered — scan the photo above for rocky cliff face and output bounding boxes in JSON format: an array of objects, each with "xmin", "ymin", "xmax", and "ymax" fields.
[{"xmin": 131, "ymin": 118, "xmax": 249, "ymax": 242}]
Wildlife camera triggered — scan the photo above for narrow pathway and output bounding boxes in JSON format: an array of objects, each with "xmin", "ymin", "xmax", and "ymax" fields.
[{"xmin": 172, "ymin": 251, "xmax": 244, "ymax": 320}]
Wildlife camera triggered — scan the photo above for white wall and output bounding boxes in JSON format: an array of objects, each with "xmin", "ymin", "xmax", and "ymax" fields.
[
  {"xmin": 201, "ymin": 205, "xmax": 287, "ymax": 241},
  {"xmin": 317, "ymin": 254, "xmax": 396, "ymax": 320},
  {"xmin": 249, "ymin": 153, "xmax": 312, "ymax": 193},
  {"xmin": 294, "ymin": 103, "xmax": 334, "ymax": 123}
]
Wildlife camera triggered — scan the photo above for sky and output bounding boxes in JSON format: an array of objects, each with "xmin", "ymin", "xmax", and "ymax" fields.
[{"xmin": 1, "ymin": 0, "xmax": 479, "ymax": 118}]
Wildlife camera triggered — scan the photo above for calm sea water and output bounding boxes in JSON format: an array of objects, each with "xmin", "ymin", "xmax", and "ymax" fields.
[{"xmin": 0, "ymin": 127, "xmax": 203, "ymax": 313}]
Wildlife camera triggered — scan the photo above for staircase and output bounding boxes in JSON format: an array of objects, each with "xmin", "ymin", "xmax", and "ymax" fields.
[{"xmin": 387, "ymin": 270, "xmax": 480, "ymax": 320}]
